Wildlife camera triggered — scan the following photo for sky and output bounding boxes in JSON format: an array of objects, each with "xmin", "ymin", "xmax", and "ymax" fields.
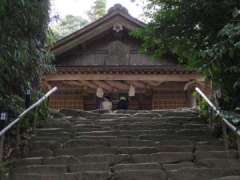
[{"xmin": 50, "ymin": 0, "xmax": 146, "ymax": 22}]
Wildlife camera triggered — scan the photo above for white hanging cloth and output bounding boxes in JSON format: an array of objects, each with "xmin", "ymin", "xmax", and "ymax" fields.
[
  {"xmin": 96, "ymin": 87, "xmax": 104, "ymax": 98},
  {"xmin": 129, "ymin": 85, "xmax": 135, "ymax": 97}
]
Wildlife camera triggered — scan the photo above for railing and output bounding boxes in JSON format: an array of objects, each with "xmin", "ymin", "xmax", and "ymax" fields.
[
  {"xmin": 0, "ymin": 87, "xmax": 58, "ymax": 161},
  {"xmin": 195, "ymin": 87, "xmax": 240, "ymax": 155}
]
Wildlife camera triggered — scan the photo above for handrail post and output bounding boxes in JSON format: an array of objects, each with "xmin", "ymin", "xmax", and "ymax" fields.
[
  {"xmin": 209, "ymin": 108, "xmax": 213, "ymax": 129},
  {"xmin": 33, "ymin": 108, "xmax": 38, "ymax": 131},
  {"xmin": 0, "ymin": 135, "xmax": 5, "ymax": 161},
  {"xmin": 16, "ymin": 123, "xmax": 21, "ymax": 156},
  {"xmin": 222, "ymin": 120, "xmax": 229, "ymax": 153},
  {"xmin": 237, "ymin": 135, "xmax": 240, "ymax": 159}
]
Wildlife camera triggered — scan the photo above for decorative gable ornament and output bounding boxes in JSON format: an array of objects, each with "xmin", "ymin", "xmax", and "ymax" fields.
[
  {"xmin": 129, "ymin": 85, "xmax": 135, "ymax": 97},
  {"xmin": 96, "ymin": 87, "xmax": 104, "ymax": 98},
  {"xmin": 113, "ymin": 24, "xmax": 123, "ymax": 33}
]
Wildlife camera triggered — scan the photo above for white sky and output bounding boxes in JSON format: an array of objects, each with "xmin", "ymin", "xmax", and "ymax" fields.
[{"xmin": 50, "ymin": 0, "xmax": 146, "ymax": 22}]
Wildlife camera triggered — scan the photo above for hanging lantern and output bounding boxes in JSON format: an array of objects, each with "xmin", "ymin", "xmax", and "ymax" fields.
[
  {"xmin": 96, "ymin": 87, "xmax": 104, "ymax": 98},
  {"xmin": 129, "ymin": 85, "xmax": 135, "ymax": 97}
]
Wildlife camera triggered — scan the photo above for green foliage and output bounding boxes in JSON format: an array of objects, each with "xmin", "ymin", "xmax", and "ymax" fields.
[
  {"xmin": 87, "ymin": 0, "xmax": 106, "ymax": 22},
  {"xmin": 0, "ymin": 0, "xmax": 53, "ymax": 115},
  {"xmin": 133, "ymin": 0, "xmax": 240, "ymax": 109},
  {"xmin": 51, "ymin": 15, "xmax": 89, "ymax": 40}
]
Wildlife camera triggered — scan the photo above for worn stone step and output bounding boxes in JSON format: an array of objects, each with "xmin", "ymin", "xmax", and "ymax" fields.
[
  {"xmin": 212, "ymin": 176, "xmax": 240, "ymax": 180},
  {"xmin": 195, "ymin": 144, "xmax": 225, "ymax": 151},
  {"xmin": 13, "ymin": 163, "xmax": 110, "ymax": 176},
  {"xmin": 175, "ymin": 129, "xmax": 212, "ymax": 136},
  {"xmin": 75, "ymin": 129, "xmax": 175, "ymax": 136},
  {"xmin": 76, "ymin": 154, "xmax": 131, "ymax": 165},
  {"xmin": 14, "ymin": 170, "xmax": 110, "ymax": 180},
  {"xmin": 163, "ymin": 162, "xmax": 196, "ymax": 170},
  {"xmin": 27, "ymin": 149, "xmax": 54, "ymax": 158},
  {"xmin": 63, "ymin": 171, "xmax": 110, "ymax": 180},
  {"xmin": 12, "ymin": 165, "xmax": 67, "ymax": 175},
  {"xmin": 112, "ymin": 169, "xmax": 167, "ymax": 180},
  {"xmin": 132, "ymin": 152, "xmax": 193, "ymax": 164},
  {"xmin": 29, "ymin": 140, "xmax": 62, "ymax": 150},
  {"xmin": 55, "ymin": 146, "xmax": 161, "ymax": 156},
  {"xmin": 113, "ymin": 162, "xmax": 161, "ymax": 171},
  {"xmin": 195, "ymin": 151, "xmax": 238, "ymax": 160},
  {"xmin": 197, "ymin": 159, "xmax": 240, "ymax": 169},
  {"xmin": 34, "ymin": 128, "xmax": 67, "ymax": 133},
  {"xmin": 69, "ymin": 162, "xmax": 110, "ymax": 172},
  {"xmin": 168, "ymin": 168, "xmax": 240, "ymax": 180},
  {"xmin": 31, "ymin": 135, "xmax": 71, "ymax": 142},
  {"xmin": 139, "ymin": 134, "xmax": 215, "ymax": 142},
  {"xmin": 63, "ymin": 139, "xmax": 158, "ymax": 148},
  {"xmin": 115, "ymin": 123, "xmax": 182, "ymax": 130},
  {"xmin": 12, "ymin": 174, "xmax": 59, "ymax": 180}
]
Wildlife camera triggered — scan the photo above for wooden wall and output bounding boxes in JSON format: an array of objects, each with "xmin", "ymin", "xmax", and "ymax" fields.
[
  {"xmin": 49, "ymin": 82, "xmax": 190, "ymax": 110},
  {"xmin": 49, "ymin": 88, "xmax": 84, "ymax": 109},
  {"xmin": 56, "ymin": 30, "xmax": 177, "ymax": 67}
]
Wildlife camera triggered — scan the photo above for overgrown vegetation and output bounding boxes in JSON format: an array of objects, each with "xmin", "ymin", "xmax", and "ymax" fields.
[
  {"xmin": 0, "ymin": 0, "xmax": 53, "ymax": 114},
  {"xmin": 0, "ymin": 0, "xmax": 53, "ymax": 170},
  {"xmin": 132, "ymin": 0, "xmax": 240, "ymax": 110}
]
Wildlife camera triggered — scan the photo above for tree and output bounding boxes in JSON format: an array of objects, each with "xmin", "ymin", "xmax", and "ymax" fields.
[
  {"xmin": 87, "ymin": 0, "xmax": 106, "ymax": 22},
  {"xmin": 132, "ymin": 0, "xmax": 240, "ymax": 109},
  {"xmin": 51, "ymin": 15, "xmax": 89, "ymax": 40},
  {"xmin": 0, "ymin": 0, "xmax": 52, "ymax": 114}
]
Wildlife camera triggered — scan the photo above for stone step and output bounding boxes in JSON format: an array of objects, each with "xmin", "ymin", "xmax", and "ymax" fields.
[
  {"xmin": 75, "ymin": 129, "xmax": 175, "ymax": 136},
  {"xmin": 12, "ymin": 109, "xmax": 239, "ymax": 180},
  {"xmin": 12, "ymin": 174, "xmax": 59, "ymax": 180},
  {"xmin": 113, "ymin": 162, "xmax": 161, "ymax": 171},
  {"xmin": 197, "ymin": 159, "xmax": 240, "ymax": 168},
  {"xmin": 76, "ymin": 154, "xmax": 131, "ymax": 165},
  {"xmin": 132, "ymin": 152, "xmax": 193, "ymax": 164},
  {"xmin": 195, "ymin": 151, "xmax": 238, "ymax": 160},
  {"xmin": 55, "ymin": 146, "xmax": 161, "ymax": 156},
  {"xmin": 12, "ymin": 163, "xmax": 110, "ymax": 176},
  {"xmin": 14, "ymin": 170, "xmax": 110, "ymax": 180},
  {"xmin": 168, "ymin": 168, "xmax": 240, "ymax": 180},
  {"xmin": 112, "ymin": 169, "xmax": 167, "ymax": 180},
  {"xmin": 139, "ymin": 134, "xmax": 215, "ymax": 142},
  {"xmin": 63, "ymin": 139, "xmax": 158, "ymax": 148},
  {"xmin": 195, "ymin": 144, "xmax": 225, "ymax": 151},
  {"xmin": 13, "ymin": 165, "xmax": 68, "ymax": 175},
  {"xmin": 212, "ymin": 176, "xmax": 240, "ymax": 180},
  {"xmin": 163, "ymin": 161, "xmax": 196, "ymax": 170}
]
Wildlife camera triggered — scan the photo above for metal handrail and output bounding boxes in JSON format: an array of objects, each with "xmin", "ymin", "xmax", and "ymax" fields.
[
  {"xmin": 0, "ymin": 87, "xmax": 58, "ymax": 137},
  {"xmin": 195, "ymin": 87, "xmax": 240, "ymax": 136}
]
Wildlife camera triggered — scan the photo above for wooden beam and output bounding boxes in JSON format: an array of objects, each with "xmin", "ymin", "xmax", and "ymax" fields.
[
  {"xmin": 63, "ymin": 81, "xmax": 83, "ymax": 87},
  {"xmin": 81, "ymin": 80, "xmax": 98, "ymax": 89},
  {"xmin": 126, "ymin": 81, "xmax": 146, "ymax": 89},
  {"xmin": 93, "ymin": 81, "xmax": 113, "ymax": 91},
  {"xmin": 105, "ymin": 81, "xmax": 129, "ymax": 91},
  {"xmin": 144, "ymin": 81, "xmax": 164, "ymax": 87},
  {"xmin": 45, "ymin": 74, "xmax": 204, "ymax": 82}
]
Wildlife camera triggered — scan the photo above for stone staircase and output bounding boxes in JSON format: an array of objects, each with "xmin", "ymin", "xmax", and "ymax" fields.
[{"xmin": 10, "ymin": 109, "xmax": 240, "ymax": 180}]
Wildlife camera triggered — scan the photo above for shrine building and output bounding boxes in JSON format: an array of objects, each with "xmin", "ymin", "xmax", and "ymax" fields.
[{"xmin": 43, "ymin": 4, "xmax": 210, "ymax": 110}]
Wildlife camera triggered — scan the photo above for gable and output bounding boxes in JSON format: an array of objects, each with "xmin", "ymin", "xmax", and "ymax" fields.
[
  {"xmin": 52, "ymin": 4, "xmax": 145, "ymax": 56},
  {"xmin": 55, "ymin": 29, "xmax": 177, "ymax": 67}
]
